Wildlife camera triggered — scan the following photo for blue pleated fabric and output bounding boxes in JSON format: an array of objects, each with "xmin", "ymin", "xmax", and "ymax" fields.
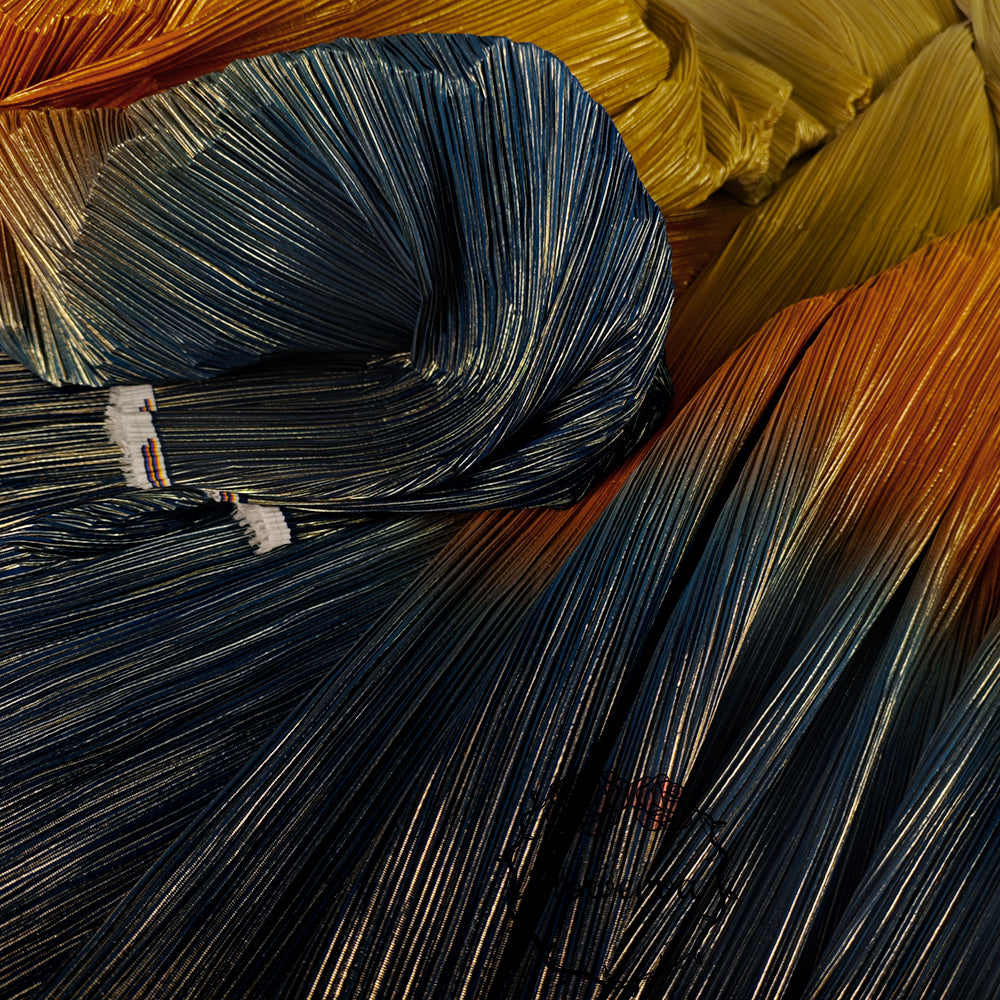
[{"xmin": 0, "ymin": 34, "xmax": 673, "ymax": 511}]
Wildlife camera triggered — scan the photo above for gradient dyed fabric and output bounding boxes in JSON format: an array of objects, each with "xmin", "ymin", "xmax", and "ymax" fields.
[
  {"xmin": 9, "ymin": 209, "xmax": 1000, "ymax": 1000},
  {"xmin": 3, "ymin": 6, "xmax": 1000, "ymax": 1000}
]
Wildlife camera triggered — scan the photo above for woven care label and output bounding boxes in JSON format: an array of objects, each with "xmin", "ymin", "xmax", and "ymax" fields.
[
  {"xmin": 105, "ymin": 384, "xmax": 171, "ymax": 489},
  {"xmin": 105, "ymin": 385, "xmax": 291, "ymax": 554}
]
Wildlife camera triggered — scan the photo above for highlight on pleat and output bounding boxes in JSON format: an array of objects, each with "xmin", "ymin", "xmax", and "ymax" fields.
[
  {"xmin": 0, "ymin": 0, "xmax": 972, "ymax": 223},
  {"xmin": 0, "ymin": 1, "xmax": 172, "ymax": 99},
  {"xmin": 698, "ymin": 43, "xmax": 792, "ymax": 201},
  {"xmin": 509, "ymin": 208, "xmax": 1000, "ymax": 999},
  {"xmin": 612, "ymin": 2, "xmax": 721, "ymax": 208},
  {"xmin": 758, "ymin": 96, "xmax": 827, "ymax": 194},
  {"xmin": 0, "ymin": 500, "xmax": 461, "ymax": 997},
  {"xmin": 698, "ymin": 54, "xmax": 754, "ymax": 187},
  {"xmin": 0, "ymin": 35, "xmax": 674, "ymax": 512},
  {"xmin": 801, "ymin": 610, "xmax": 1000, "ymax": 1000},
  {"xmin": 666, "ymin": 22, "xmax": 999, "ymax": 404},
  {"xmin": 0, "ymin": 107, "xmax": 139, "ymax": 382}
]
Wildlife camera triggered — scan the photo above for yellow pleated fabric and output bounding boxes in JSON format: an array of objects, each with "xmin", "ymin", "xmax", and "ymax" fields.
[{"xmin": 665, "ymin": 23, "xmax": 1000, "ymax": 405}]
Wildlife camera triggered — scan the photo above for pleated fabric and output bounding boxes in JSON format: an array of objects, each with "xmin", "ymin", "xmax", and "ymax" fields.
[
  {"xmin": 666, "ymin": 22, "xmax": 1000, "ymax": 402},
  {"xmin": 4, "ymin": 8, "xmax": 1000, "ymax": 1000},
  {"xmin": 802, "ymin": 615, "xmax": 1000, "ymax": 1000},
  {"xmin": 22, "ymin": 208, "xmax": 1000, "ymax": 1000},
  {"xmin": 0, "ymin": 504, "xmax": 463, "ymax": 999},
  {"xmin": 595, "ymin": 209, "xmax": 1000, "ymax": 999},
  {"xmin": 0, "ymin": 34, "xmax": 673, "ymax": 511},
  {"xmin": 0, "ymin": 0, "xmax": 963, "ymax": 214}
]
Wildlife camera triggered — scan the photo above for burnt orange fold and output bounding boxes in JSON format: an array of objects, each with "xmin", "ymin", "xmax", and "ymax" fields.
[
  {"xmin": 1, "ymin": 2, "xmax": 756, "ymax": 210},
  {"xmin": 0, "ymin": 1, "xmax": 669, "ymax": 113}
]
